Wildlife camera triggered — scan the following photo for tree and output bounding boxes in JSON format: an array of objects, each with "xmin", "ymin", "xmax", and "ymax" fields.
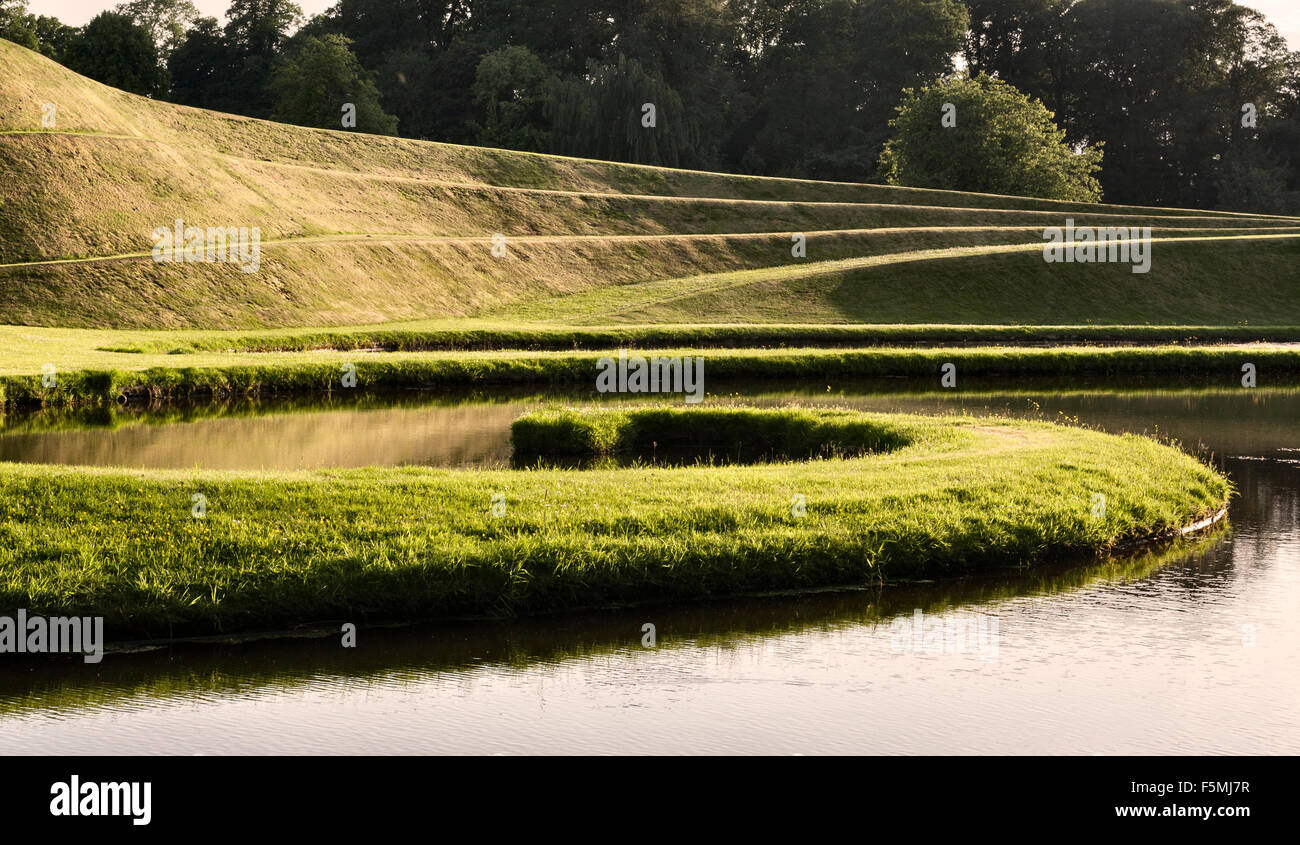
[
  {"xmin": 224, "ymin": 0, "xmax": 301, "ymax": 57},
  {"xmin": 736, "ymin": 0, "xmax": 966, "ymax": 179},
  {"xmin": 1214, "ymin": 142, "xmax": 1292, "ymax": 213},
  {"xmin": 963, "ymin": 0, "xmax": 1065, "ymax": 97},
  {"xmin": 325, "ymin": 0, "xmax": 471, "ymax": 62},
  {"xmin": 547, "ymin": 54, "xmax": 698, "ymax": 167},
  {"xmin": 114, "ymin": 0, "xmax": 199, "ymax": 60},
  {"xmin": 472, "ymin": 45, "xmax": 550, "ymax": 151},
  {"xmin": 0, "ymin": 0, "xmax": 37, "ymax": 50},
  {"xmin": 166, "ymin": 16, "xmax": 236, "ymax": 109},
  {"xmin": 1252, "ymin": 51, "xmax": 1300, "ymax": 213},
  {"xmin": 597, "ymin": 0, "xmax": 740, "ymax": 169},
  {"xmin": 222, "ymin": 0, "xmax": 303, "ymax": 117},
  {"xmin": 1, "ymin": 2, "xmax": 75, "ymax": 60},
  {"xmin": 878, "ymin": 73, "xmax": 1104, "ymax": 202},
  {"xmin": 372, "ymin": 42, "xmax": 482, "ymax": 142},
  {"xmin": 269, "ymin": 33, "xmax": 397, "ymax": 134},
  {"xmin": 32, "ymin": 15, "xmax": 76, "ymax": 61},
  {"xmin": 63, "ymin": 11, "xmax": 165, "ymax": 97},
  {"xmin": 966, "ymin": 0, "xmax": 1295, "ymax": 208}
]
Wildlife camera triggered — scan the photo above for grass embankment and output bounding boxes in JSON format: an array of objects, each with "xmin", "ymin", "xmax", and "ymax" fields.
[
  {"xmin": 2, "ymin": 345, "xmax": 1297, "ymax": 407},
  {"xmin": 2, "ymin": 38, "xmax": 1299, "ymax": 329},
  {"xmin": 0, "ymin": 408, "xmax": 1229, "ymax": 639},
  {"xmin": 0, "ymin": 540, "xmax": 1221, "ymax": 712},
  {"xmin": 502, "ymin": 237, "xmax": 1300, "ymax": 325},
  {"xmin": 72, "ymin": 322, "xmax": 1300, "ymax": 355}
]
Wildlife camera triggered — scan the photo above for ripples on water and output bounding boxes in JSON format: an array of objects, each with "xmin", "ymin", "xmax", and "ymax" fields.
[{"xmin": 1, "ymin": 381, "xmax": 1297, "ymax": 754}]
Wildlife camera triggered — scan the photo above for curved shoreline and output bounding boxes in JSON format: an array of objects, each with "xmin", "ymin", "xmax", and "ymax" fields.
[
  {"xmin": 3, "ymin": 344, "xmax": 1300, "ymax": 408},
  {"xmin": 0, "ymin": 411, "xmax": 1231, "ymax": 640},
  {"xmin": 1111, "ymin": 504, "xmax": 1229, "ymax": 551},
  {"xmin": 100, "ymin": 510, "xmax": 1230, "ymax": 653}
]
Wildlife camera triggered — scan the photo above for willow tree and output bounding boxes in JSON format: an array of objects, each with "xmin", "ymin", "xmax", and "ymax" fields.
[{"xmin": 547, "ymin": 53, "xmax": 698, "ymax": 167}]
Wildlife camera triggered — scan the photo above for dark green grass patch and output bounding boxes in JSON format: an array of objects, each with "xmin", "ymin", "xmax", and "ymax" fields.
[{"xmin": 511, "ymin": 405, "xmax": 924, "ymax": 465}]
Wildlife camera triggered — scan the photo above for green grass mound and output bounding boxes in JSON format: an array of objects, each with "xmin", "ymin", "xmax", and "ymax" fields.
[
  {"xmin": 512, "ymin": 406, "xmax": 920, "ymax": 465},
  {"xmin": 0, "ymin": 409, "xmax": 1229, "ymax": 638}
]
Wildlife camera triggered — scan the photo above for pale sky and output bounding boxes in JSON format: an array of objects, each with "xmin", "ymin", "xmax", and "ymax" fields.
[
  {"xmin": 23, "ymin": 0, "xmax": 1300, "ymax": 51},
  {"xmin": 27, "ymin": 0, "xmax": 336, "ymax": 27}
]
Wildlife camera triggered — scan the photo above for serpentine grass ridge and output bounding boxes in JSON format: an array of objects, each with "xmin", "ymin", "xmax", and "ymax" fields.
[{"xmin": 0, "ymin": 407, "xmax": 1229, "ymax": 639}]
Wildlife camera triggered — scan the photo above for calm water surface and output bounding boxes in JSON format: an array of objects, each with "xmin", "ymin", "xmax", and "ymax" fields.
[{"xmin": 1, "ymin": 380, "xmax": 1296, "ymax": 754}]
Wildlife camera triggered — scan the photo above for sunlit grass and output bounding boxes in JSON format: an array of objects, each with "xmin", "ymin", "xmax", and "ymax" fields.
[{"xmin": 0, "ymin": 411, "xmax": 1229, "ymax": 638}]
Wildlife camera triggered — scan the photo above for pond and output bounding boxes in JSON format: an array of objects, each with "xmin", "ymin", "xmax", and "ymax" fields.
[{"xmin": 1, "ymin": 379, "xmax": 1296, "ymax": 754}]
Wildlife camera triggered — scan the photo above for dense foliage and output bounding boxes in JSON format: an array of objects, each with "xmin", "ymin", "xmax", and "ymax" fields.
[
  {"xmin": 878, "ymin": 74, "xmax": 1104, "ymax": 202},
  {"xmin": 4, "ymin": 0, "xmax": 1299, "ymax": 210}
]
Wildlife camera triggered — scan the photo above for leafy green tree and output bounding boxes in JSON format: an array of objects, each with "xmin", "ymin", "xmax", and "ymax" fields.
[
  {"xmin": 269, "ymin": 33, "xmax": 397, "ymax": 134},
  {"xmin": 600, "ymin": 0, "xmax": 739, "ymax": 169},
  {"xmin": 32, "ymin": 15, "xmax": 76, "ymax": 60},
  {"xmin": 878, "ymin": 73, "xmax": 1104, "ymax": 202},
  {"xmin": 224, "ymin": 0, "xmax": 300, "ymax": 57},
  {"xmin": 222, "ymin": 0, "xmax": 302, "ymax": 117},
  {"xmin": 114, "ymin": 0, "xmax": 199, "ymax": 60},
  {"xmin": 467, "ymin": 0, "xmax": 609, "ymax": 76},
  {"xmin": 326, "ymin": 0, "xmax": 470, "ymax": 60},
  {"xmin": 963, "ymin": 0, "xmax": 1065, "ymax": 104},
  {"xmin": 1252, "ymin": 51, "xmax": 1300, "ymax": 213},
  {"xmin": 0, "ymin": 0, "xmax": 37, "ymax": 49},
  {"xmin": 166, "ymin": 16, "xmax": 236, "ymax": 108},
  {"xmin": 966, "ymin": 0, "xmax": 1294, "ymax": 208},
  {"xmin": 738, "ymin": 0, "xmax": 966, "ymax": 179},
  {"xmin": 63, "ymin": 11, "xmax": 166, "ymax": 96},
  {"xmin": 0, "ymin": 2, "xmax": 75, "ymax": 60},
  {"xmin": 472, "ymin": 45, "xmax": 550, "ymax": 151},
  {"xmin": 376, "ymin": 42, "xmax": 484, "ymax": 142},
  {"xmin": 1214, "ymin": 142, "xmax": 1293, "ymax": 213},
  {"xmin": 547, "ymin": 53, "xmax": 698, "ymax": 167}
]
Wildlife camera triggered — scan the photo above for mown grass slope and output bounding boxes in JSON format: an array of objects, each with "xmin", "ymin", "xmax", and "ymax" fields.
[{"xmin": 2, "ymin": 38, "xmax": 1298, "ymax": 331}]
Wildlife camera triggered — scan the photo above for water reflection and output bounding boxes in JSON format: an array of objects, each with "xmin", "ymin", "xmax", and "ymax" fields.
[
  {"xmin": 3, "ymin": 379, "xmax": 1299, "ymax": 471},
  {"xmin": 0, "ymin": 540, "xmax": 1204, "ymax": 719}
]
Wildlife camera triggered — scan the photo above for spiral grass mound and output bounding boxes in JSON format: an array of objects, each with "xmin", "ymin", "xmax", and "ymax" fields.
[{"xmin": 0, "ymin": 406, "xmax": 1229, "ymax": 639}]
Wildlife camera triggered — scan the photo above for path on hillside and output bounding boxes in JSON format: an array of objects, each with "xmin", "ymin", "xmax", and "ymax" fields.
[{"xmin": 2, "ymin": 227, "xmax": 1298, "ymax": 271}]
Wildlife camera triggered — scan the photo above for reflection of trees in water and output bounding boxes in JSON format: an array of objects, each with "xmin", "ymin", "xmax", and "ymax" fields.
[
  {"xmin": 1222, "ymin": 460, "xmax": 1300, "ymax": 570},
  {"xmin": 4, "ymin": 384, "xmax": 1300, "ymax": 471}
]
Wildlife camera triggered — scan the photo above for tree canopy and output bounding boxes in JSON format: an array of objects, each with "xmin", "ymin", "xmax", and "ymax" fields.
[
  {"xmin": 878, "ymin": 73, "xmax": 1104, "ymax": 202},
  {"xmin": 62, "ymin": 11, "xmax": 165, "ymax": 97},
  {"xmin": 4, "ymin": 0, "xmax": 1300, "ymax": 211},
  {"xmin": 269, "ymin": 33, "xmax": 398, "ymax": 135}
]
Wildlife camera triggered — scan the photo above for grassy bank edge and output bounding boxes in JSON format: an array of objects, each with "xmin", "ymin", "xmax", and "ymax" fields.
[
  {"xmin": 100, "ymin": 323, "xmax": 1300, "ymax": 354},
  {"xmin": 3, "ymin": 345, "xmax": 1295, "ymax": 407},
  {"xmin": 0, "ymin": 413, "xmax": 1232, "ymax": 639}
]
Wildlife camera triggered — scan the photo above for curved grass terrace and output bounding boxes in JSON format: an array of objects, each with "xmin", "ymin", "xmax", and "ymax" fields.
[
  {"xmin": 1, "ymin": 343, "xmax": 1297, "ymax": 407},
  {"xmin": 0, "ymin": 407, "xmax": 1230, "ymax": 639},
  {"xmin": 89, "ymin": 323, "xmax": 1300, "ymax": 355}
]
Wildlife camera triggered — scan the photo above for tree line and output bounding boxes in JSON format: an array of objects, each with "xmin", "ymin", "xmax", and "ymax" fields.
[{"xmin": 3, "ymin": 0, "xmax": 1298, "ymax": 211}]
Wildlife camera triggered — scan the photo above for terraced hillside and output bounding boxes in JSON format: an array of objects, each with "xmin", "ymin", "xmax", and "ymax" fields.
[{"xmin": 2, "ymin": 38, "xmax": 1299, "ymax": 330}]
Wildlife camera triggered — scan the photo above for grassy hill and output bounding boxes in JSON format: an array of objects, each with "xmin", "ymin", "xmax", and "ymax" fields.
[{"xmin": 2, "ymin": 37, "xmax": 1299, "ymax": 331}]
